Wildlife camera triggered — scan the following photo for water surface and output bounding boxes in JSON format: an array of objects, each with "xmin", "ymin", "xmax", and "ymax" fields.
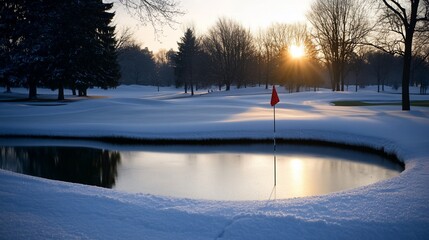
[{"xmin": 0, "ymin": 140, "xmax": 403, "ymax": 200}]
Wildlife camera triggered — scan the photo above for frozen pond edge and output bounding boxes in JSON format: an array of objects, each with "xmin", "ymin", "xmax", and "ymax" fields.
[
  {"xmin": 0, "ymin": 131, "xmax": 427, "ymax": 238},
  {"xmin": 0, "ymin": 135, "xmax": 405, "ymax": 168}
]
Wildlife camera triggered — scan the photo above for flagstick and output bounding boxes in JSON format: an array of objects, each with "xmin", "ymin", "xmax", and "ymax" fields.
[{"xmin": 274, "ymin": 105, "xmax": 277, "ymax": 186}]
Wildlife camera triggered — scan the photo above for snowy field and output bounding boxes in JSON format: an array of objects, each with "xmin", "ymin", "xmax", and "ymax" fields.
[{"xmin": 0, "ymin": 85, "xmax": 429, "ymax": 239}]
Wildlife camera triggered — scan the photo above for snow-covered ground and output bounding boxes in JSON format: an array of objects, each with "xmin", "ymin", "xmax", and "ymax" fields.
[{"xmin": 0, "ymin": 85, "xmax": 428, "ymax": 239}]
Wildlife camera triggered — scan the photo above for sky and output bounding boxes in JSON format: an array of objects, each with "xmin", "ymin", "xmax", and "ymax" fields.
[{"xmin": 112, "ymin": 0, "xmax": 314, "ymax": 53}]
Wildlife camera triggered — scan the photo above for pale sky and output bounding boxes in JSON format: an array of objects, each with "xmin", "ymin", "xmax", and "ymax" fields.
[{"xmin": 113, "ymin": 0, "xmax": 314, "ymax": 52}]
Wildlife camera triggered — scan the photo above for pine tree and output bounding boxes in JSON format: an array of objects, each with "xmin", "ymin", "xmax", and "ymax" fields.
[
  {"xmin": 2, "ymin": 0, "xmax": 58, "ymax": 99},
  {"xmin": 50, "ymin": 0, "xmax": 120, "ymax": 98},
  {"xmin": 1, "ymin": 0, "xmax": 120, "ymax": 99},
  {"xmin": 92, "ymin": 1, "xmax": 121, "ymax": 91},
  {"xmin": 0, "ymin": 0, "xmax": 26, "ymax": 93},
  {"xmin": 174, "ymin": 28, "xmax": 199, "ymax": 95},
  {"xmin": 73, "ymin": 1, "xmax": 120, "ymax": 96}
]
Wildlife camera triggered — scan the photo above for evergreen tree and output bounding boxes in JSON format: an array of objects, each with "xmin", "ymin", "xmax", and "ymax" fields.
[
  {"xmin": 0, "ymin": 0, "xmax": 26, "ymax": 93},
  {"xmin": 4, "ymin": 0, "xmax": 58, "ymax": 99},
  {"xmin": 74, "ymin": 1, "xmax": 120, "ymax": 96},
  {"xmin": 48, "ymin": 0, "xmax": 79, "ymax": 99},
  {"xmin": 50, "ymin": 0, "xmax": 120, "ymax": 98},
  {"xmin": 118, "ymin": 45, "xmax": 157, "ymax": 85},
  {"xmin": 174, "ymin": 28, "xmax": 199, "ymax": 95},
  {"xmin": 1, "ymin": 0, "xmax": 120, "ymax": 99}
]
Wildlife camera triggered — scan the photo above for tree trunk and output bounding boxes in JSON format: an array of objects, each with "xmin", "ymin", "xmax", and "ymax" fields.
[
  {"xmin": 265, "ymin": 67, "xmax": 269, "ymax": 90},
  {"xmin": 58, "ymin": 83, "xmax": 65, "ymax": 100},
  {"xmin": 377, "ymin": 73, "xmax": 380, "ymax": 93},
  {"xmin": 28, "ymin": 80, "xmax": 37, "ymax": 99},
  {"xmin": 226, "ymin": 84, "xmax": 230, "ymax": 91},
  {"xmin": 402, "ymin": 31, "xmax": 412, "ymax": 111},
  {"xmin": 332, "ymin": 62, "xmax": 341, "ymax": 91},
  {"xmin": 355, "ymin": 76, "xmax": 358, "ymax": 92},
  {"xmin": 190, "ymin": 68, "xmax": 194, "ymax": 96},
  {"xmin": 78, "ymin": 89, "xmax": 87, "ymax": 96}
]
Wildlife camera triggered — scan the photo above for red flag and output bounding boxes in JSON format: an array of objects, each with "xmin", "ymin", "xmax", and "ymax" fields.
[{"xmin": 270, "ymin": 85, "xmax": 280, "ymax": 106}]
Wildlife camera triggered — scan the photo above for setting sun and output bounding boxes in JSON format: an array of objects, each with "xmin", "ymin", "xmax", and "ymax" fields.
[{"xmin": 290, "ymin": 44, "xmax": 305, "ymax": 59}]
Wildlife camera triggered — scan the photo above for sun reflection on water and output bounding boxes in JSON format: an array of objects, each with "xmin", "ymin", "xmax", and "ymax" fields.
[{"xmin": 0, "ymin": 144, "xmax": 401, "ymax": 201}]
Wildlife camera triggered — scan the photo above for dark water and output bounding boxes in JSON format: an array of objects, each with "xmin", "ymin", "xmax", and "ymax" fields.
[{"xmin": 0, "ymin": 140, "xmax": 403, "ymax": 200}]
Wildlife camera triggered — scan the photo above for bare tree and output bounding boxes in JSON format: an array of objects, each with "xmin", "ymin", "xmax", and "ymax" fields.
[
  {"xmin": 254, "ymin": 30, "xmax": 266, "ymax": 87},
  {"xmin": 255, "ymin": 28, "xmax": 276, "ymax": 89},
  {"xmin": 256, "ymin": 23, "xmax": 299, "ymax": 89},
  {"xmin": 307, "ymin": 0, "xmax": 372, "ymax": 91},
  {"xmin": 118, "ymin": 0, "xmax": 183, "ymax": 34},
  {"xmin": 154, "ymin": 48, "xmax": 169, "ymax": 64},
  {"xmin": 372, "ymin": 0, "xmax": 429, "ymax": 110},
  {"xmin": 267, "ymin": 23, "xmax": 291, "ymax": 54},
  {"xmin": 289, "ymin": 25, "xmax": 322, "ymax": 92},
  {"xmin": 367, "ymin": 51, "xmax": 394, "ymax": 92},
  {"xmin": 347, "ymin": 46, "xmax": 369, "ymax": 92},
  {"xmin": 116, "ymin": 27, "xmax": 134, "ymax": 50},
  {"xmin": 256, "ymin": 23, "xmax": 323, "ymax": 92},
  {"xmin": 203, "ymin": 18, "xmax": 254, "ymax": 91}
]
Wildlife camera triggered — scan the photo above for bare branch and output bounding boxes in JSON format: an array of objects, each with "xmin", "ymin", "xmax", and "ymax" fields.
[
  {"xmin": 308, "ymin": 0, "xmax": 371, "ymax": 91},
  {"xmin": 117, "ymin": 0, "xmax": 184, "ymax": 37},
  {"xmin": 116, "ymin": 26, "xmax": 134, "ymax": 49},
  {"xmin": 381, "ymin": 0, "xmax": 408, "ymax": 26}
]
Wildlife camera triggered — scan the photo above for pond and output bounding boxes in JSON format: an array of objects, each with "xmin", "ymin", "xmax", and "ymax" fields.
[{"xmin": 0, "ymin": 139, "xmax": 403, "ymax": 201}]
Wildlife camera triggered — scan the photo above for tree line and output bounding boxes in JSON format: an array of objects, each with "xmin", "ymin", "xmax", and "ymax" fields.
[
  {"xmin": 116, "ymin": 33, "xmax": 176, "ymax": 89},
  {"xmin": 307, "ymin": 0, "xmax": 429, "ymax": 110},
  {"xmin": 122, "ymin": 21, "xmax": 326, "ymax": 95},
  {"xmin": 1, "ymin": 0, "xmax": 428, "ymax": 110},
  {"xmin": 0, "ymin": 0, "xmax": 120, "ymax": 100},
  {"xmin": 0, "ymin": 0, "xmax": 182, "ymax": 100},
  {"xmin": 118, "ymin": 0, "xmax": 428, "ymax": 109}
]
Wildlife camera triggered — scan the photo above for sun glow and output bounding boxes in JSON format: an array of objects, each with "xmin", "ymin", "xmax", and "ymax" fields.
[{"xmin": 290, "ymin": 44, "xmax": 305, "ymax": 59}]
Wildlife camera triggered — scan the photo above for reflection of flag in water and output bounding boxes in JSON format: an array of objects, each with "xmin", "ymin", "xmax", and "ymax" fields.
[{"xmin": 271, "ymin": 85, "xmax": 280, "ymax": 106}]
